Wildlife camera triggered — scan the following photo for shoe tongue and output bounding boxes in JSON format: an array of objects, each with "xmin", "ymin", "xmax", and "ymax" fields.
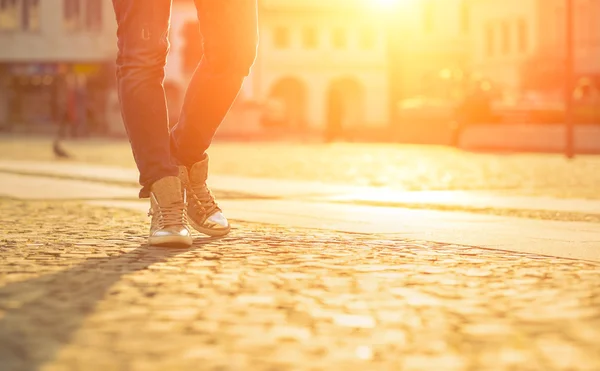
[
  {"xmin": 189, "ymin": 159, "xmax": 208, "ymax": 184},
  {"xmin": 151, "ymin": 176, "xmax": 182, "ymax": 205}
]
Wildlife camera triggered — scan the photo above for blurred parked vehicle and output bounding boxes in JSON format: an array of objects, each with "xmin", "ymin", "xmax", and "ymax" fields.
[{"xmin": 260, "ymin": 98, "xmax": 287, "ymax": 128}]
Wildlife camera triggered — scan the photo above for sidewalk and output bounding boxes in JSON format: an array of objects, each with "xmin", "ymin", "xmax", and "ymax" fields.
[
  {"xmin": 3, "ymin": 136, "xmax": 600, "ymax": 201},
  {"xmin": 1, "ymin": 160, "xmax": 599, "ymax": 262},
  {"xmin": 460, "ymin": 123, "xmax": 600, "ymax": 153},
  {"xmin": 2, "ymin": 159, "xmax": 600, "ymax": 215}
]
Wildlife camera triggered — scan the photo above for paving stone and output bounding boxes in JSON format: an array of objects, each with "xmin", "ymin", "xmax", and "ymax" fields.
[{"xmin": 0, "ymin": 199, "xmax": 599, "ymax": 370}]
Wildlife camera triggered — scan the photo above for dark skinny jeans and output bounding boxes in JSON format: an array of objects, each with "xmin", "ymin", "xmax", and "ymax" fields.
[{"xmin": 112, "ymin": 0, "xmax": 258, "ymax": 197}]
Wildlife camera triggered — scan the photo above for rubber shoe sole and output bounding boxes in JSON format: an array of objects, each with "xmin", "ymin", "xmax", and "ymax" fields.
[
  {"xmin": 189, "ymin": 218, "xmax": 231, "ymax": 237},
  {"xmin": 148, "ymin": 234, "xmax": 193, "ymax": 248}
]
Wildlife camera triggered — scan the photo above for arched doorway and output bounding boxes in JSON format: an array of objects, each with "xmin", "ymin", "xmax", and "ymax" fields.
[
  {"xmin": 264, "ymin": 77, "xmax": 307, "ymax": 128},
  {"xmin": 325, "ymin": 77, "xmax": 365, "ymax": 141}
]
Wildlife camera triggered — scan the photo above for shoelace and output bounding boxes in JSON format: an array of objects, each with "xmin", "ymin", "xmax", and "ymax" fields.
[
  {"xmin": 191, "ymin": 183, "xmax": 220, "ymax": 217},
  {"xmin": 149, "ymin": 201, "xmax": 188, "ymax": 229}
]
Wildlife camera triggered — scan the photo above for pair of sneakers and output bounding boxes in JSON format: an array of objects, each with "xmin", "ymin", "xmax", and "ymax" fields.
[{"xmin": 147, "ymin": 156, "xmax": 230, "ymax": 247}]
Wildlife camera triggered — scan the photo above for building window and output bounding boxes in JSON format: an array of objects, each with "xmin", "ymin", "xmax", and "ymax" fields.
[
  {"xmin": 501, "ymin": 21, "xmax": 510, "ymax": 54},
  {"xmin": 423, "ymin": 1, "xmax": 434, "ymax": 33},
  {"xmin": 360, "ymin": 27, "xmax": 376, "ymax": 49},
  {"xmin": 578, "ymin": 2, "xmax": 593, "ymax": 46},
  {"xmin": 0, "ymin": 0, "xmax": 39, "ymax": 32},
  {"xmin": 486, "ymin": 23, "xmax": 494, "ymax": 57},
  {"xmin": 460, "ymin": 0, "xmax": 469, "ymax": 34},
  {"xmin": 273, "ymin": 26, "xmax": 290, "ymax": 48},
  {"xmin": 591, "ymin": 2, "xmax": 600, "ymax": 49},
  {"xmin": 85, "ymin": 0, "xmax": 102, "ymax": 31},
  {"xmin": 302, "ymin": 27, "xmax": 317, "ymax": 49},
  {"xmin": 517, "ymin": 18, "xmax": 528, "ymax": 53},
  {"xmin": 0, "ymin": 0, "xmax": 19, "ymax": 31},
  {"xmin": 554, "ymin": 6, "xmax": 565, "ymax": 51},
  {"xmin": 21, "ymin": 0, "xmax": 39, "ymax": 31},
  {"xmin": 332, "ymin": 28, "xmax": 347, "ymax": 49},
  {"xmin": 64, "ymin": 0, "xmax": 82, "ymax": 31},
  {"xmin": 64, "ymin": 0, "xmax": 100, "ymax": 31}
]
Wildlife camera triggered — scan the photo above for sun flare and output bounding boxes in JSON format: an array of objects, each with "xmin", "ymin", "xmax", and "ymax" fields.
[
  {"xmin": 372, "ymin": 0, "xmax": 418, "ymax": 8},
  {"xmin": 369, "ymin": 0, "xmax": 420, "ymax": 14}
]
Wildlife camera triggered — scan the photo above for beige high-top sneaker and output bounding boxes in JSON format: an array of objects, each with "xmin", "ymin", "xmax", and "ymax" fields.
[
  {"xmin": 148, "ymin": 176, "xmax": 193, "ymax": 247},
  {"xmin": 179, "ymin": 156, "xmax": 230, "ymax": 237}
]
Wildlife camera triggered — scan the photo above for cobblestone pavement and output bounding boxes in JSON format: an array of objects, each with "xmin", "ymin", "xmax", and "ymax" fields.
[
  {"xmin": 1, "ymin": 198, "xmax": 600, "ymax": 371},
  {"xmin": 1, "ymin": 136, "xmax": 599, "ymax": 200}
]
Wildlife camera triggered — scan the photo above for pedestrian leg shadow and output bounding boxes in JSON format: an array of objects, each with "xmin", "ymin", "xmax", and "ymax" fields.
[{"xmin": 0, "ymin": 244, "xmax": 202, "ymax": 371}]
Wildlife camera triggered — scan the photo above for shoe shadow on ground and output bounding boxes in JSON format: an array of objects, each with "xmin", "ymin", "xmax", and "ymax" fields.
[{"xmin": 0, "ymin": 240, "xmax": 218, "ymax": 371}]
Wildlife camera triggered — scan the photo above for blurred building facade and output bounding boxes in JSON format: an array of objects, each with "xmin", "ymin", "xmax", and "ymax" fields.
[
  {"xmin": 392, "ymin": 0, "xmax": 472, "ymax": 100},
  {"xmin": 469, "ymin": 0, "xmax": 541, "ymax": 95},
  {"xmin": 0, "ymin": 0, "xmax": 118, "ymax": 134},
  {"xmin": 251, "ymin": 0, "xmax": 389, "ymax": 138},
  {"xmin": 392, "ymin": 0, "xmax": 600, "ymax": 99},
  {"xmin": 1, "ymin": 0, "xmax": 597, "ymax": 138},
  {"xmin": 167, "ymin": 0, "xmax": 390, "ymax": 139},
  {"xmin": 471, "ymin": 0, "xmax": 600, "ymax": 96},
  {"xmin": 390, "ymin": 0, "xmax": 600, "ymax": 137}
]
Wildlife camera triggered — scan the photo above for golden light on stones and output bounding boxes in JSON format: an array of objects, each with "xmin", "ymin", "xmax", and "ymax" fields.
[
  {"xmin": 356, "ymin": 345, "xmax": 374, "ymax": 360},
  {"xmin": 333, "ymin": 314, "xmax": 376, "ymax": 328}
]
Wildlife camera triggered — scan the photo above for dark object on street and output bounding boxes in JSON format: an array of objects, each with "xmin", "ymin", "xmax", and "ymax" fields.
[
  {"xmin": 452, "ymin": 86, "xmax": 494, "ymax": 147},
  {"xmin": 325, "ymin": 86, "xmax": 344, "ymax": 142},
  {"xmin": 53, "ymin": 140, "xmax": 71, "ymax": 159}
]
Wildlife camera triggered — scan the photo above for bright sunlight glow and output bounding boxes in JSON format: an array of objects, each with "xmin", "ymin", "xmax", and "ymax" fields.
[
  {"xmin": 372, "ymin": 0, "xmax": 396, "ymax": 8},
  {"xmin": 371, "ymin": 0, "xmax": 420, "ymax": 11}
]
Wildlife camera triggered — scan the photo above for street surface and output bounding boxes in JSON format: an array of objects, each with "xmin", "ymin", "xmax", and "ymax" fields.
[
  {"xmin": 1, "ymin": 136, "xmax": 599, "ymax": 200},
  {"xmin": 1, "ymin": 199, "xmax": 599, "ymax": 371},
  {"xmin": 1, "ymin": 136, "xmax": 600, "ymax": 370}
]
